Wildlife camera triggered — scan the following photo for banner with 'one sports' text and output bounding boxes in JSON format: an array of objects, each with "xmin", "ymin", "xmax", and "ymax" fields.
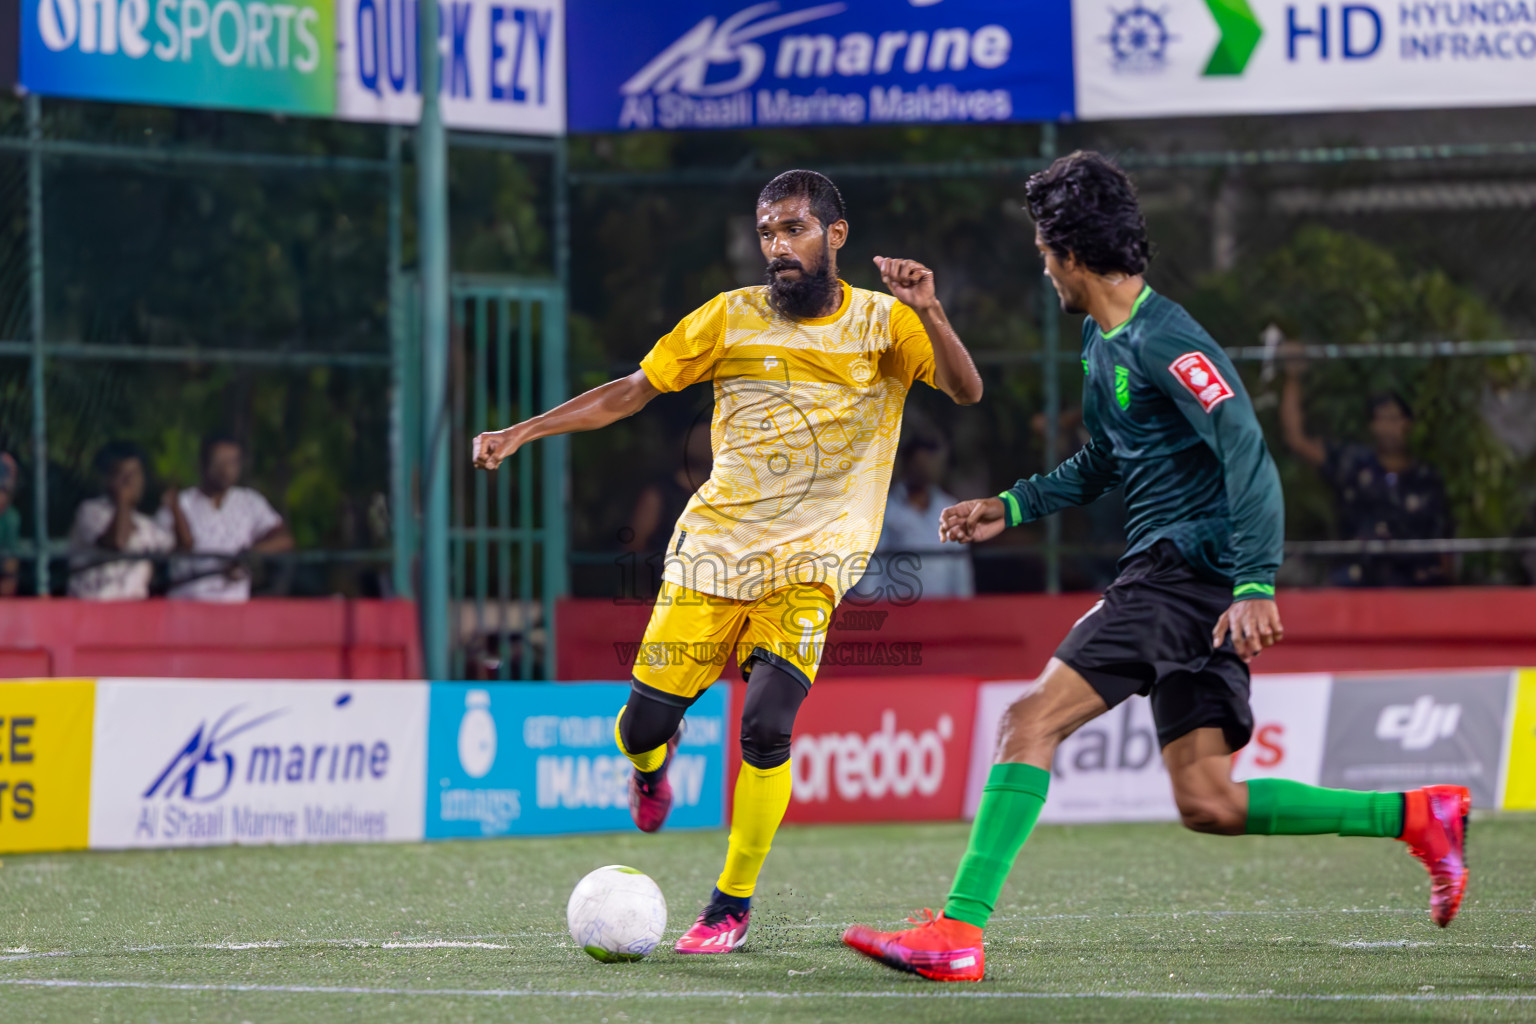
[{"xmin": 23, "ymin": 0, "xmax": 336, "ymax": 113}]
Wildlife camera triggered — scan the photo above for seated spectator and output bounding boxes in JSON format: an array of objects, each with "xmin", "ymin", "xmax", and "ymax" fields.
[
  {"xmin": 861, "ymin": 434, "xmax": 974, "ymax": 601},
  {"xmin": 0, "ymin": 454, "xmax": 20, "ymax": 596},
  {"xmin": 1281, "ymin": 349, "xmax": 1451, "ymax": 586},
  {"xmin": 158, "ymin": 434, "xmax": 293, "ymax": 602},
  {"xmin": 69, "ymin": 442, "xmax": 174, "ymax": 600}
]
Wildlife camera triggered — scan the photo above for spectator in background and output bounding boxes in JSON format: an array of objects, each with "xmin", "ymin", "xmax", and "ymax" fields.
[
  {"xmin": 1281, "ymin": 349, "xmax": 1452, "ymax": 586},
  {"xmin": 862, "ymin": 434, "xmax": 974, "ymax": 600},
  {"xmin": 68, "ymin": 442, "xmax": 174, "ymax": 600},
  {"xmin": 0, "ymin": 454, "xmax": 21, "ymax": 596},
  {"xmin": 624, "ymin": 420, "xmax": 713, "ymax": 555},
  {"xmin": 158, "ymin": 434, "xmax": 293, "ymax": 602}
]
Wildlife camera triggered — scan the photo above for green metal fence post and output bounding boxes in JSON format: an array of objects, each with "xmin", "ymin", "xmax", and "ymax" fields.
[
  {"xmin": 539, "ymin": 292, "xmax": 568, "ymax": 679},
  {"xmin": 418, "ymin": 0, "xmax": 451, "ymax": 679},
  {"xmin": 1039, "ymin": 123, "xmax": 1061, "ymax": 595},
  {"xmin": 386, "ymin": 125, "xmax": 414, "ymax": 602},
  {"xmin": 26, "ymin": 96, "xmax": 49, "ymax": 596},
  {"xmin": 545, "ymin": 140, "xmax": 573, "ymax": 676}
]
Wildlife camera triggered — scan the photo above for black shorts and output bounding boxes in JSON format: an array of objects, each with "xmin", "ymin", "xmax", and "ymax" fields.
[{"xmin": 1055, "ymin": 540, "xmax": 1253, "ymax": 752}]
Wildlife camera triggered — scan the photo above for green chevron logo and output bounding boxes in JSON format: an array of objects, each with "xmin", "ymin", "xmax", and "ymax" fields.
[{"xmin": 1203, "ymin": 0, "xmax": 1263, "ymax": 75}]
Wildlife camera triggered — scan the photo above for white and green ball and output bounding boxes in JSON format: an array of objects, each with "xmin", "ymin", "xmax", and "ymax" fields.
[{"xmin": 566, "ymin": 865, "xmax": 668, "ymax": 963}]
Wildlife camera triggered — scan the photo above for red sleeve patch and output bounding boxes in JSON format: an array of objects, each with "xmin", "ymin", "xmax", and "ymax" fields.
[{"xmin": 1167, "ymin": 352, "xmax": 1235, "ymax": 413}]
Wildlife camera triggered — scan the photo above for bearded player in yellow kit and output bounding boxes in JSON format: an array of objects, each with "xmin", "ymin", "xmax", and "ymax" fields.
[{"xmin": 472, "ymin": 170, "xmax": 982, "ymax": 953}]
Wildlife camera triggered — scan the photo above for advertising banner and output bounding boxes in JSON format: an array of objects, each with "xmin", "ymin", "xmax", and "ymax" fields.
[
  {"xmin": 1073, "ymin": 0, "xmax": 1536, "ymax": 120},
  {"xmin": 425, "ymin": 681, "xmax": 727, "ymax": 838},
  {"xmin": 1499, "ymin": 669, "xmax": 1534, "ymax": 810},
  {"xmin": 335, "ymin": 0, "xmax": 563, "ymax": 133},
  {"xmin": 1, "ymin": 0, "xmax": 17, "ymax": 87},
  {"xmin": 1231, "ymin": 674, "xmax": 1332, "ymax": 786},
  {"xmin": 88, "ymin": 679, "xmax": 427, "ymax": 848},
  {"xmin": 966, "ymin": 681, "xmax": 1178, "ymax": 823},
  {"xmin": 1319, "ymin": 670, "xmax": 1512, "ymax": 807},
  {"xmin": 967, "ymin": 675, "xmax": 1334, "ymax": 822},
  {"xmin": 23, "ymin": 0, "xmax": 336, "ymax": 114},
  {"xmin": 0, "ymin": 679, "xmax": 95, "ymax": 854},
  {"xmin": 778, "ymin": 677, "xmax": 978, "ymax": 824},
  {"xmin": 565, "ymin": 0, "xmax": 1076, "ymax": 133}
]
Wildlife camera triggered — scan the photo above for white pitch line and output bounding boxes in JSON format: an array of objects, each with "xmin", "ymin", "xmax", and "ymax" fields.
[
  {"xmin": 380, "ymin": 941, "xmax": 514, "ymax": 950},
  {"xmin": 0, "ymin": 951, "xmax": 69, "ymax": 963},
  {"xmin": 0, "ymin": 978, "xmax": 1533, "ymax": 1002},
  {"xmin": 773, "ymin": 907, "xmax": 1536, "ymax": 928}
]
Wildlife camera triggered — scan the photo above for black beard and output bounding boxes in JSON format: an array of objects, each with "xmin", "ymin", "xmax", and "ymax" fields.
[{"xmin": 765, "ymin": 242, "xmax": 839, "ymax": 320}]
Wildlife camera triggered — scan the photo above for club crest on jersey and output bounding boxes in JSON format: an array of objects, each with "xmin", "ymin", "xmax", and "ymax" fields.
[
  {"xmin": 1168, "ymin": 352, "xmax": 1234, "ymax": 413},
  {"xmin": 1114, "ymin": 365, "xmax": 1131, "ymax": 409}
]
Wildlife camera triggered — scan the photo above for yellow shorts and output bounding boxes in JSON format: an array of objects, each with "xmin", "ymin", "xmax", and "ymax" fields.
[{"xmin": 631, "ymin": 581, "xmax": 835, "ymax": 702}]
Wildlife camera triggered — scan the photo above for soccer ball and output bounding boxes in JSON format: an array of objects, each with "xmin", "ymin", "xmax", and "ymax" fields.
[{"xmin": 566, "ymin": 865, "xmax": 668, "ymax": 962}]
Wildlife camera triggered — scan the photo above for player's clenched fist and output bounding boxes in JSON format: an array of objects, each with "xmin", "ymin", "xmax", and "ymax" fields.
[
  {"xmin": 874, "ymin": 255, "xmax": 937, "ymax": 312},
  {"xmin": 472, "ymin": 428, "xmax": 521, "ymax": 471},
  {"xmin": 938, "ymin": 496, "xmax": 1008, "ymax": 544}
]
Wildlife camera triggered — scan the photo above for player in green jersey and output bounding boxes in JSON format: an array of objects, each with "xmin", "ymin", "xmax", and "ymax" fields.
[{"xmin": 842, "ymin": 152, "xmax": 1470, "ymax": 983}]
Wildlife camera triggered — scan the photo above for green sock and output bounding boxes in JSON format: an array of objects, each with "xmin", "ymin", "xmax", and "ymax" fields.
[
  {"xmin": 943, "ymin": 763, "xmax": 1050, "ymax": 929},
  {"xmin": 1245, "ymin": 779, "xmax": 1403, "ymax": 837}
]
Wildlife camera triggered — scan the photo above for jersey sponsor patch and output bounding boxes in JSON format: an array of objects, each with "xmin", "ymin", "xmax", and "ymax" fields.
[{"xmin": 1168, "ymin": 352, "xmax": 1235, "ymax": 413}]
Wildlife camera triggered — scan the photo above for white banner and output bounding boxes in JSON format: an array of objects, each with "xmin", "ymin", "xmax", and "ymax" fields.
[
  {"xmin": 966, "ymin": 675, "xmax": 1334, "ymax": 823},
  {"xmin": 1073, "ymin": 0, "xmax": 1536, "ymax": 120},
  {"xmin": 1232, "ymin": 673, "xmax": 1332, "ymax": 785},
  {"xmin": 336, "ymin": 0, "xmax": 564, "ymax": 134},
  {"xmin": 89, "ymin": 680, "xmax": 427, "ymax": 849}
]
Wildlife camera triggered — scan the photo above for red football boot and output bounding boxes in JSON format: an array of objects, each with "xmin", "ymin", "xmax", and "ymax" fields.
[
  {"xmin": 627, "ymin": 728, "xmax": 682, "ymax": 834},
  {"xmin": 1400, "ymin": 785, "xmax": 1471, "ymax": 927},
  {"xmin": 673, "ymin": 902, "xmax": 750, "ymax": 954},
  {"xmin": 842, "ymin": 909, "xmax": 985, "ymax": 982}
]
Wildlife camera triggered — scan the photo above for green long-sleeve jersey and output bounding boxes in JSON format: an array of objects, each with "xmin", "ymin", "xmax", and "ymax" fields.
[{"xmin": 999, "ymin": 287, "xmax": 1284, "ymax": 600}]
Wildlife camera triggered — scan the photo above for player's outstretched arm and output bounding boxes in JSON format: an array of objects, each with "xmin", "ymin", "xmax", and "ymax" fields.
[
  {"xmin": 472, "ymin": 369, "xmax": 661, "ymax": 472},
  {"xmin": 874, "ymin": 256, "xmax": 983, "ymax": 406}
]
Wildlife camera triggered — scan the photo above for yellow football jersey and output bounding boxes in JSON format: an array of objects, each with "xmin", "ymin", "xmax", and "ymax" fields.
[{"xmin": 639, "ymin": 281, "xmax": 935, "ymax": 603}]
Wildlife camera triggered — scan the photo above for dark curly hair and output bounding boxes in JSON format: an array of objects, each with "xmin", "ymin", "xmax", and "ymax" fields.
[
  {"xmin": 1024, "ymin": 151, "xmax": 1150, "ymax": 276},
  {"xmin": 757, "ymin": 169, "xmax": 846, "ymax": 229},
  {"xmin": 93, "ymin": 440, "xmax": 146, "ymax": 478}
]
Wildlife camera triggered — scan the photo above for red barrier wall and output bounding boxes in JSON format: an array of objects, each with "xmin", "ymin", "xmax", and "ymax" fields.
[
  {"xmin": 558, "ymin": 588, "xmax": 1536, "ymax": 680},
  {"xmin": 0, "ymin": 600, "xmax": 422, "ymax": 679}
]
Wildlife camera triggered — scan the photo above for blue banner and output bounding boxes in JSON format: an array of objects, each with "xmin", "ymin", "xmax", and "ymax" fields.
[
  {"xmin": 22, "ymin": 0, "xmax": 336, "ymax": 115},
  {"xmin": 425, "ymin": 682, "xmax": 727, "ymax": 839},
  {"xmin": 565, "ymin": 0, "xmax": 1075, "ymax": 132}
]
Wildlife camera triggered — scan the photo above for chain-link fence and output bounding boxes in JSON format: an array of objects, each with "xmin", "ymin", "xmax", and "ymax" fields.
[
  {"xmin": 562, "ymin": 108, "xmax": 1536, "ymax": 596},
  {"xmin": 0, "ymin": 95, "xmax": 563, "ymax": 649},
  {"xmin": 4, "ymin": 94, "xmax": 1533, "ymax": 663}
]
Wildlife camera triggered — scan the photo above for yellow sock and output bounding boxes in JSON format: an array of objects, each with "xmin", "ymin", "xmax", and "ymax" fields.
[
  {"xmin": 613, "ymin": 706, "xmax": 668, "ymax": 774},
  {"xmin": 717, "ymin": 760, "xmax": 793, "ymax": 898}
]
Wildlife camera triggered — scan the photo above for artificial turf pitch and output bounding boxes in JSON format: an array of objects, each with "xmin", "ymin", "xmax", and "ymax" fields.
[{"xmin": 0, "ymin": 817, "xmax": 1532, "ymax": 1023}]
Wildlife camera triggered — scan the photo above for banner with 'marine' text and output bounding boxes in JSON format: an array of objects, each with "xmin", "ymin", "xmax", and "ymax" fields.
[{"xmin": 565, "ymin": 0, "xmax": 1076, "ymax": 133}]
